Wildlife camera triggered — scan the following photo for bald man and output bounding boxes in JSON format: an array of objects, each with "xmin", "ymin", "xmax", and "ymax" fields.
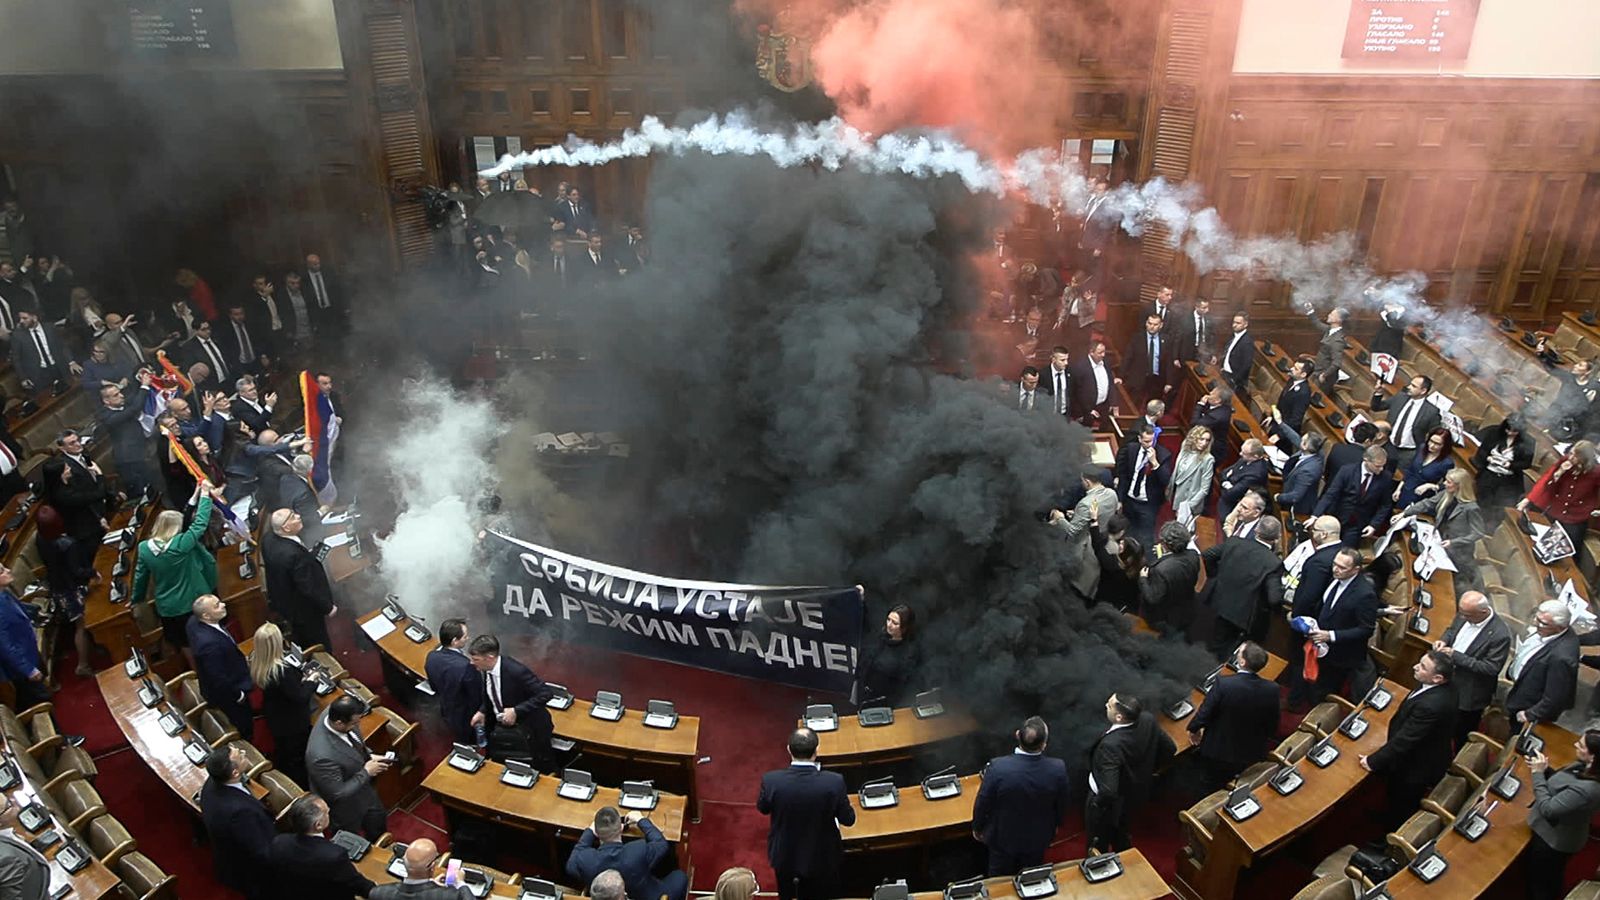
[
  {"xmin": 1434, "ymin": 591, "xmax": 1511, "ymax": 748},
  {"xmin": 262, "ymin": 507, "xmax": 336, "ymax": 650},
  {"xmin": 370, "ymin": 838, "xmax": 470, "ymax": 899}
]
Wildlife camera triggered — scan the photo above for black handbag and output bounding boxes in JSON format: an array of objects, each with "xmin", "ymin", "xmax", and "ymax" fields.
[{"xmin": 1350, "ymin": 843, "xmax": 1401, "ymax": 882}]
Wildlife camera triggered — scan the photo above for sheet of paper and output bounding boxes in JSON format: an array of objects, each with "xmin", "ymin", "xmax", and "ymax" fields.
[
  {"xmin": 321, "ymin": 510, "xmax": 353, "ymax": 526},
  {"xmin": 1263, "ymin": 445, "xmax": 1290, "ymax": 473},
  {"xmin": 101, "ymin": 528, "xmax": 129, "ymax": 545},
  {"xmin": 359, "ymin": 616, "xmax": 397, "ymax": 641},
  {"xmin": 322, "ymin": 531, "xmax": 353, "ymax": 548},
  {"xmin": 1426, "ymin": 391, "xmax": 1454, "ymax": 414}
]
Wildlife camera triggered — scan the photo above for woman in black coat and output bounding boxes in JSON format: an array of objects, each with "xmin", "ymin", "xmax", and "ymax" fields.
[
  {"xmin": 856, "ymin": 604, "xmax": 916, "ymax": 707},
  {"xmin": 1471, "ymin": 415, "xmax": 1534, "ymax": 517},
  {"xmin": 247, "ymin": 622, "xmax": 315, "ymax": 786}
]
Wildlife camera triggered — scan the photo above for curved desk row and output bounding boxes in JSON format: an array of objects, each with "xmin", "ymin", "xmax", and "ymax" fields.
[
  {"xmin": 808, "ymin": 706, "xmax": 979, "ymax": 768},
  {"xmin": 889, "ymin": 849, "xmax": 1169, "ymax": 900},
  {"xmin": 358, "ymin": 607, "xmax": 703, "ymax": 819},
  {"xmin": 0, "ymin": 740, "xmax": 120, "ymax": 899},
  {"xmin": 1157, "ymin": 652, "xmax": 1288, "ymax": 760}
]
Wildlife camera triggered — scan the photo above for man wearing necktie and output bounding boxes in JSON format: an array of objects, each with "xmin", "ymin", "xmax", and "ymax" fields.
[
  {"xmin": 468, "ymin": 633, "xmax": 557, "ymax": 771},
  {"xmin": 1114, "ymin": 424, "xmax": 1170, "ymax": 557},
  {"xmin": 183, "ymin": 320, "xmax": 231, "ymax": 391},
  {"xmin": 219, "ymin": 306, "xmax": 267, "ymax": 376},
  {"xmin": 1371, "ymin": 376, "xmax": 1440, "ymax": 468},
  {"xmin": 1123, "ymin": 314, "xmax": 1171, "ymax": 404},
  {"xmin": 9, "ymin": 309, "xmax": 79, "ymax": 398},
  {"xmin": 1313, "ymin": 445, "xmax": 1394, "ymax": 546},
  {"xmin": 1143, "ymin": 286, "xmax": 1178, "ymax": 337},
  {"xmin": 1303, "ymin": 548, "xmax": 1377, "ymax": 701},
  {"xmin": 303, "ymin": 253, "xmax": 344, "ymax": 337},
  {"xmin": 306, "ymin": 694, "xmax": 392, "ymax": 839},
  {"xmin": 1178, "ymin": 297, "xmax": 1215, "ymax": 366},
  {"xmin": 1016, "ymin": 366, "xmax": 1041, "ymax": 412},
  {"xmin": 1360, "ymin": 650, "xmax": 1458, "ymax": 826},
  {"xmin": 1041, "ymin": 347, "xmax": 1072, "ymax": 416}
]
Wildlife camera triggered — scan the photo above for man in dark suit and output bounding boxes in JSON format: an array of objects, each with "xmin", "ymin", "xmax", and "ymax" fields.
[
  {"xmin": 1310, "ymin": 307, "xmax": 1349, "ymax": 392},
  {"xmin": 1217, "ymin": 312, "xmax": 1254, "ymax": 395},
  {"xmin": 1371, "ymin": 376, "xmax": 1441, "ymax": 468},
  {"xmin": 1276, "ymin": 432, "xmax": 1326, "ymax": 517},
  {"xmin": 1138, "ymin": 522, "xmax": 1201, "ymax": 638},
  {"xmin": 574, "ymin": 234, "xmax": 620, "ymax": 286},
  {"xmin": 97, "ymin": 378, "xmax": 156, "ymax": 497},
  {"xmin": 1191, "ymin": 384, "xmax": 1233, "ymax": 462},
  {"xmin": 263, "ymin": 508, "xmax": 336, "ymax": 651},
  {"xmin": 1314, "ymin": 446, "xmax": 1395, "ymax": 545},
  {"xmin": 1270, "ymin": 359, "xmax": 1316, "ymax": 447},
  {"xmin": 1201, "ymin": 518, "xmax": 1286, "ymax": 658},
  {"xmin": 269, "ymin": 794, "xmax": 376, "ymax": 900},
  {"xmin": 424, "ymin": 618, "xmax": 482, "ymax": 745},
  {"xmin": 1086, "ymin": 694, "xmax": 1175, "ymax": 853},
  {"xmin": 9, "ymin": 309, "xmax": 77, "ymax": 397},
  {"xmin": 467, "ymin": 633, "xmax": 556, "ymax": 769},
  {"xmin": 1142, "ymin": 286, "xmax": 1178, "ymax": 337},
  {"xmin": 302, "ymin": 253, "xmax": 345, "ymax": 337},
  {"xmin": 186, "ymin": 595, "xmax": 254, "ymax": 739},
  {"xmin": 1433, "ymin": 591, "xmax": 1511, "ymax": 748},
  {"xmin": 1121, "ymin": 314, "xmax": 1173, "ymax": 404},
  {"xmin": 1188, "ymin": 642, "xmax": 1282, "ymax": 790},
  {"xmin": 1012, "ymin": 366, "xmax": 1046, "ymax": 413},
  {"xmin": 200, "ymin": 744, "xmax": 276, "ymax": 900},
  {"xmin": 181, "ymin": 319, "xmax": 233, "ymax": 393},
  {"xmin": 757, "ymin": 728, "xmax": 856, "ymax": 900},
  {"xmin": 1286, "ymin": 516, "xmax": 1345, "ymax": 708},
  {"xmin": 230, "ymin": 376, "xmax": 275, "ymax": 436},
  {"xmin": 556, "ymin": 187, "xmax": 597, "ymax": 238},
  {"xmin": 1505, "ymin": 600, "xmax": 1580, "ymax": 725},
  {"xmin": 306, "ymin": 695, "xmax": 391, "ymax": 839},
  {"xmin": 1361, "ymin": 650, "xmax": 1458, "ymax": 826},
  {"xmin": 1068, "ymin": 339, "xmax": 1121, "ymax": 428},
  {"xmin": 565, "ymin": 806, "xmax": 687, "ymax": 900},
  {"xmin": 1039, "ymin": 347, "xmax": 1073, "ymax": 417},
  {"xmin": 1175, "ymin": 297, "xmax": 1216, "ymax": 366},
  {"xmin": 1304, "ymin": 549, "xmax": 1378, "ymax": 700},
  {"xmin": 1369, "ymin": 303, "xmax": 1408, "ymax": 358},
  {"xmin": 1217, "ymin": 439, "xmax": 1269, "ymax": 523},
  {"xmin": 971, "ymin": 716, "xmax": 1071, "ymax": 876},
  {"xmin": 245, "ymin": 275, "xmax": 289, "ymax": 355},
  {"xmin": 1113, "ymin": 423, "xmax": 1171, "ymax": 558},
  {"xmin": 371, "ymin": 838, "xmax": 468, "ymax": 900},
  {"xmin": 215, "ymin": 306, "xmax": 268, "ymax": 379}
]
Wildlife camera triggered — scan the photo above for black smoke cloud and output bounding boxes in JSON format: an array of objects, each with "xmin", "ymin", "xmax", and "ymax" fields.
[{"xmin": 579, "ymin": 152, "xmax": 1213, "ymax": 756}]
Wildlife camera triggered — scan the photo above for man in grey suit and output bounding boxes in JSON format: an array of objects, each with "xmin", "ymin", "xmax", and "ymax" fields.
[
  {"xmin": 97, "ymin": 377, "xmax": 156, "ymax": 498},
  {"xmin": 1049, "ymin": 471, "xmax": 1119, "ymax": 603},
  {"xmin": 0, "ymin": 830, "xmax": 49, "ymax": 899},
  {"xmin": 1505, "ymin": 600, "xmax": 1580, "ymax": 726},
  {"xmin": 306, "ymin": 694, "xmax": 392, "ymax": 839},
  {"xmin": 370, "ymin": 838, "xmax": 469, "ymax": 899},
  {"xmin": 1432, "ymin": 590, "xmax": 1511, "ymax": 748},
  {"xmin": 1309, "ymin": 306, "xmax": 1349, "ymax": 393}
]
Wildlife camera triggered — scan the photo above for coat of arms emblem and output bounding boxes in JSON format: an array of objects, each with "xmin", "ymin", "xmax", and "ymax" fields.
[{"xmin": 754, "ymin": 10, "xmax": 813, "ymax": 93}]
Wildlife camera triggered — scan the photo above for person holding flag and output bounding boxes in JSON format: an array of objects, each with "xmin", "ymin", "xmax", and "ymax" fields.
[
  {"xmin": 300, "ymin": 370, "xmax": 339, "ymax": 506},
  {"xmin": 133, "ymin": 485, "xmax": 217, "ymax": 667},
  {"xmin": 163, "ymin": 427, "xmax": 250, "ymax": 543}
]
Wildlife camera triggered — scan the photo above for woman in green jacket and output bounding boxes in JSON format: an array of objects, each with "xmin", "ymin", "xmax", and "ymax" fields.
[{"xmin": 131, "ymin": 488, "xmax": 216, "ymax": 667}]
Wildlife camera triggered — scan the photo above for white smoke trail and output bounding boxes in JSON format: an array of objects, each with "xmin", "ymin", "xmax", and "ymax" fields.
[
  {"xmin": 372, "ymin": 378, "xmax": 504, "ymax": 617},
  {"xmin": 487, "ymin": 113, "xmax": 1549, "ymax": 414}
]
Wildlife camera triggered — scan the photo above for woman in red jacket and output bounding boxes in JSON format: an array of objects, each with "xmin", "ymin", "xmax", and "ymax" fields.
[{"xmin": 1519, "ymin": 440, "xmax": 1600, "ymax": 547}]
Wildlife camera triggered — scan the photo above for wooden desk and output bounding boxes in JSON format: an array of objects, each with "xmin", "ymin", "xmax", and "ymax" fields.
[
  {"xmin": 1388, "ymin": 544, "xmax": 1459, "ymax": 681},
  {"xmin": 354, "ymin": 848, "xmax": 523, "ymax": 897},
  {"xmin": 809, "ymin": 706, "xmax": 980, "ymax": 769},
  {"xmin": 358, "ymin": 609, "xmax": 705, "ymax": 819},
  {"xmin": 1159, "ymin": 654, "xmax": 1289, "ymax": 758},
  {"xmin": 900, "ymin": 849, "xmax": 1170, "ymax": 900},
  {"xmin": 0, "ymin": 743, "xmax": 120, "ymax": 899},
  {"xmin": 325, "ymin": 542, "xmax": 374, "ymax": 583},
  {"xmin": 96, "ymin": 668, "xmax": 269, "ymax": 813},
  {"xmin": 1385, "ymin": 725, "xmax": 1579, "ymax": 898},
  {"xmin": 421, "ymin": 756, "xmax": 689, "ymax": 874},
  {"xmin": 82, "ymin": 509, "xmax": 149, "ymax": 665},
  {"xmin": 838, "ymin": 774, "xmax": 981, "ymax": 852},
  {"xmin": 1180, "ymin": 679, "xmax": 1409, "ymax": 900},
  {"xmin": 236, "ymin": 636, "xmax": 385, "ymax": 745}
]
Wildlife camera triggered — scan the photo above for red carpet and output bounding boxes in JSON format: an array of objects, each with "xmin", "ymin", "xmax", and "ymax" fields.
[{"xmin": 47, "ymin": 603, "xmax": 1600, "ymax": 898}]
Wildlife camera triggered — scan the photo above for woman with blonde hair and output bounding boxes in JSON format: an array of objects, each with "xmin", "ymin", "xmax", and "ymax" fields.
[
  {"xmin": 130, "ymin": 491, "xmax": 215, "ymax": 667},
  {"xmin": 1520, "ymin": 439, "xmax": 1600, "ymax": 547},
  {"xmin": 1167, "ymin": 426, "xmax": 1215, "ymax": 527},
  {"xmin": 1403, "ymin": 467, "xmax": 1486, "ymax": 589},
  {"xmin": 249, "ymin": 622, "xmax": 314, "ymax": 785},
  {"xmin": 714, "ymin": 867, "xmax": 758, "ymax": 900}
]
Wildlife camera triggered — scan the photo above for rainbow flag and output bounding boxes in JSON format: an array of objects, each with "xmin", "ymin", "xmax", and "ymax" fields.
[{"xmin": 300, "ymin": 371, "xmax": 338, "ymax": 505}]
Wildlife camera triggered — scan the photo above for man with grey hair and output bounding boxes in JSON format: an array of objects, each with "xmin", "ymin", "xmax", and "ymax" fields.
[
  {"xmin": 280, "ymin": 454, "xmax": 326, "ymax": 534},
  {"xmin": 566, "ymin": 806, "xmax": 687, "ymax": 900},
  {"xmin": 263, "ymin": 507, "xmax": 336, "ymax": 649},
  {"xmin": 1504, "ymin": 599, "xmax": 1579, "ymax": 725},
  {"xmin": 1218, "ymin": 438, "xmax": 1269, "ymax": 522},
  {"xmin": 1314, "ymin": 444, "xmax": 1393, "ymax": 545},
  {"xmin": 232, "ymin": 374, "xmax": 276, "ymax": 434},
  {"xmin": 589, "ymin": 871, "xmax": 627, "ymax": 900},
  {"xmin": 1434, "ymin": 590, "xmax": 1511, "ymax": 747},
  {"xmin": 1311, "ymin": 306, "xmax": 1349, "ymax": 392}
]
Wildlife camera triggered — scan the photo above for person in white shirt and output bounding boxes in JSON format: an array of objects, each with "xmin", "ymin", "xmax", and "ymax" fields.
[
  {"xmin": 1506, "ymin": 600, "xmax": 1580, "ymax": 725},
  {"xmin": 1432, "ymin": 591, "xmax": 1511, "ymax": 748}
]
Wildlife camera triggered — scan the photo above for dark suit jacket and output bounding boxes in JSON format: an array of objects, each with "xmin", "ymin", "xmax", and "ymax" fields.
[
  {"xmin": 1088, "ymin": 712, "xmax": 1176, "ymax": 812},
  {"xmin": 1038, "ymin": 363, "xmax": 1073, "ymax": 415},
  {"xmin": 260, "ymin": 659, "xmax": 316, "ymax": 743},
  {"xmin": 306, "ymin": 714, "xmax": 385, "ymax": 836},
  {"xmin": 216, "ymin": 317, "xmax": 268, "ymax": 370},
  {"xmin": 1067, "ymin": 358, "xmax": 1118, "ymax": 420},
  {"xmin": 97, "ymin": 390, "xmax": 150, "ymax": 468},
  {"xmin": 972, "ymin": 752, "xmax": 1071, "ymax": 861},
  {"xmin": 1191, "ymin": 401, "xmax": 1231, "ymax": 457},
  {"xmin": 1372, "ymin": 392, "xmax": 1442, "ymax": 452},
  {"xmin": 1276, "ymin": 380, "xmax": 1313, "ymax": 434},
  {"xmin": 1437, "ymin": 614, "xmax": 1511, "ymax": 712},
  {"xmin": 1219, "ymin": 332, "xmax": 1255, "ymax": 392},
  {"xmin": 232, "ymin": 398, "xmax": 273, "ymax": 436},
  {"xmin": 1218, "ymin": 457, "xmax": 1269, "ymax": 519},
  {"xmin": 756, "ymin": 764, "xmax": 856, "ymax": 877},
  {"xmin": 1315, "ymin": 574, "xmax": 1378, "ymax": 667},
  {"xmin": 1291, "ymin": 543, "xmax": 1342, "ymax": 619},
  {"xmin": 566, "ymin": 819, "xmax": 674, "ymax": 900},
  {"xmin": 1367, "ymin": 683, "xmax": 1458, "ymax": 789},
  {"xmin": 1506, "ymin": 629, "xmax": 1580, "ymax": 722},
  {"xmin": 1313, "ymin": 462, "xmax": 1394, "ymax": 540},
  {"xmin": 302, "ymin": 266, "xmax": 344, "ymax": 328},
  {"xmin": 263, "ymin": 533, "xmax": 334, "ymax": 628},
  {"xmin": 181, "ymin": 335, "xmax": 233, "ymax": 389},
  {"xmin": 370, "ymin": 881, "xmax": 471, "ymax": 900},
  {"xmin": 1175, "ymin": 310, "xmax": 1215, "ymax": 363},
  {"xmin": 1114, "ymin": 442, "xmax": 1171, "ymax": 509},
  {"xmin": 1189, "ymin": 671, "xmax": 1281, "ymax": 768},
  {"xmin": 425, "ymin": 646, "xmax": 483, "ymax": 743},
  {"xmin": 254, "ymin": 452, "xmax": 294, "ymax": 514},
  {"xmin": 1277, "ymin": 451, "xmax": 1325, "ymax": 516},
  {"xmin": 269, "ymin": 832, "xmax": 375, "ymax": 900},
  {"xmin": 187, "ymin": 618, "xmax": 251, "ymax": 711},
  {"xmin": 200, "ymin": 777, "xmax": 276, "ymax": 893},
  {"xmin": 1200, "ymin": 537, "xmax": 1285, "ymax": 633},
  {"xmin": 1139, "ymin": 548, "xmax": 1200, "ymax": 633},
  {"xmin": 555, "ymin": 199, "xmax": 596, "ymax": 235},
  {"xmin": 1122, "ymin": 331, "xmax": 1173, "ymax": 388},
  {"xmin": 9, "ymin": 322, "xmax": 72, "ymax": 390},
  {"xmin": 480, "ymin": 656, "xmax": 555, "ymax": 746}
]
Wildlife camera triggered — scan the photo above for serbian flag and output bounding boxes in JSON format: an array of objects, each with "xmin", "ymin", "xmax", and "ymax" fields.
[
  {"xmin": 155, "ymin": 351, "xmax": 194, "ymax": 398},
  {"xmin": 300, "ymin": 371, "xmax": 338, "ymax": 506},
  {"xmin": 162, "ymin": 427, "xmax": 249, "ymax": 540}
]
